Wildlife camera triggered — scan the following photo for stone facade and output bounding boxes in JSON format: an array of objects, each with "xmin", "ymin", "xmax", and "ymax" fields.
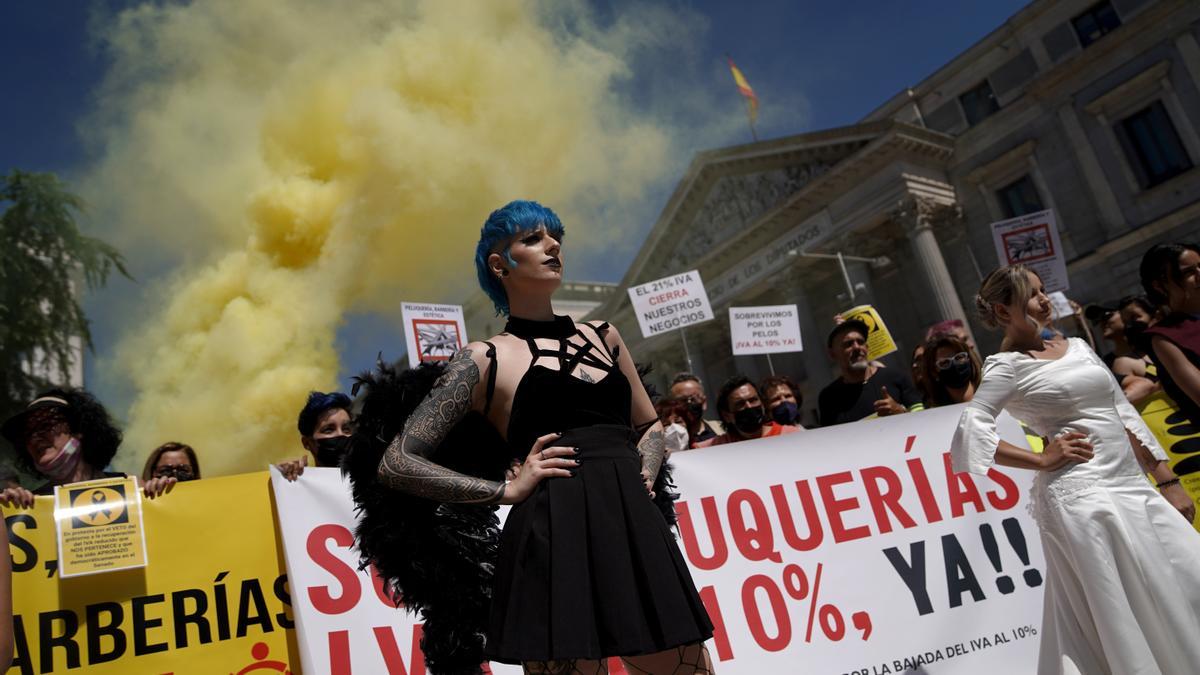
[{"xmin": 587, "ymin": 0, "xmax": 1200, "ymax": 425}]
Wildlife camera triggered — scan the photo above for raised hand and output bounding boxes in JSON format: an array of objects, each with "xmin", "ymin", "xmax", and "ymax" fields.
[{"xmin": 874, "ymin": 386, "xmax": 907, "ymax": 416}]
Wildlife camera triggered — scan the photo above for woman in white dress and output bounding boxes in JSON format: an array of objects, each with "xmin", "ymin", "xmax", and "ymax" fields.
[{"xmin": 951, "ymin": 264, "xmax": 1200, "ymax": 675}]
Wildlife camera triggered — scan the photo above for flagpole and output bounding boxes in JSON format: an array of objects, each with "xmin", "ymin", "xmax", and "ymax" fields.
[{"xmin": 743, "ymin": 98, "xmax": 759, "ymax": 142}]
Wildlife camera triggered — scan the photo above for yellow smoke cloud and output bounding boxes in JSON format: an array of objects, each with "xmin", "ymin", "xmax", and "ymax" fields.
[{"xmin": 80, "ymin": 0, "xmax": 675, "ymax": 476}]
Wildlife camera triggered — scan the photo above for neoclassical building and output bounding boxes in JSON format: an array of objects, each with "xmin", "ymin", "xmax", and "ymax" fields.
[{"xmin": 584, "ymin": 0, "xmax": 1200, "ymax": 421}]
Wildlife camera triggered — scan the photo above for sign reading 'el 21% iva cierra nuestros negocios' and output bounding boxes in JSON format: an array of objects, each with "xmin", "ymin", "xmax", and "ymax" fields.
[{"xmin": 628, "ymin": 270, "xmax": 714, "ymax": 338}]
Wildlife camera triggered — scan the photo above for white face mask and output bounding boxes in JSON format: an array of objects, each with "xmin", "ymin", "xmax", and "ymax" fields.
[{"xmin": 664, "ymin": 422, "xmax": 690, "ymax": 453}]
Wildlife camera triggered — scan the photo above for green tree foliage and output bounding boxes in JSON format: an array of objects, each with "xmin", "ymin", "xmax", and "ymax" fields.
[{"xmin": 0, "ymin": 170, "xmax": 131, "ymax": 439}]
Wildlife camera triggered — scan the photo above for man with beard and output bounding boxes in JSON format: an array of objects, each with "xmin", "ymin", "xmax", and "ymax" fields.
[
  {"xmin": 818, "ymin": 319, "xmax": 921, "ymax": 426},
  {"xmin": 669, "ymin": 372, "xmax": 724, "ymax": 444},
  {"xmin": 695, "ymin": 375, "xmax": 799, "ymax": 447}
]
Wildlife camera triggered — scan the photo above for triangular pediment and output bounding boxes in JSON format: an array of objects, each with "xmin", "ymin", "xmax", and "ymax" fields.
[{"xmin": 628, "ymin": 122, "xmax": 889, "ymax": 284}]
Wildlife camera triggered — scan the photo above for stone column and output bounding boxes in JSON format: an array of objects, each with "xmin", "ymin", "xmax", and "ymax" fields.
[{"xmin": 893, "ymin": 196, "xmax": 972, "ymax": 329}]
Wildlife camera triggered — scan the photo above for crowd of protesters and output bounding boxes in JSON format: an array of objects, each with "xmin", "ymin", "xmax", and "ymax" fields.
[{"xmin": 4, "ymin": 242, "xmax": 1200, "ymax": 500}]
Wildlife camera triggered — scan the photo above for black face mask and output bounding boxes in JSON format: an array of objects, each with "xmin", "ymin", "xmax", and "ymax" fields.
[
  {"xmin": 732, "ymin": 405, "xmax": 766, "ymax": 434},
  {"xmin": 938, "ymin": 361, "xmax": 974, "ymax": 390},
  {"xmin": 685, "ymin": 400, "xmax": 704, "ymax": 422},
  {"xmin": 771, "ymin": 401, "xmax": 800, "ymax": 425},
  {"xmin": 314, "ymin": 435, "xmax": 351, "ymax": 468},
  {"xmin": 1124, "ymin": 321, "xmax": 1149, "ymax": 349}
]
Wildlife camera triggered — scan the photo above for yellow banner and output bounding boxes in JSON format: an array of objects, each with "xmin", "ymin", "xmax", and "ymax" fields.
[
  {"xmin": 5, "ymin": 471, "xmax": 300, "ymax": 674},
  {"xmin": 1137, "ymin": 391, "xmax": 1200, "ymax": 533},
  {"xmin": 841, "ymin": 304, "xmax": 897, "ymax": 361}
]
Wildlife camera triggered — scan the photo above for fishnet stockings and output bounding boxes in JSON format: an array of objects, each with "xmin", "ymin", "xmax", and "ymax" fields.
[
  {"xmin": 621, "ymin": 643, "xmax": 715, "ymax": 675},
  {"xmin": 522, "ymin": 659, "xmax": 609, "ymax": 675}
]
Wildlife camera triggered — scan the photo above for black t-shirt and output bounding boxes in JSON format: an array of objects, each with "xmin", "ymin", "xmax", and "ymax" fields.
[{"xmin": 817, "ymin": 367, "xmax": 923, "ymax": 427}]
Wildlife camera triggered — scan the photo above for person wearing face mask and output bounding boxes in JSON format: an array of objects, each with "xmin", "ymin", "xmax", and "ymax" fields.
[
  {"xmin": 668, "ymin": 373, "xmax": 724, "ymax": 444},
  {"xmin": 952, "ymin": 263, "xmax": 1200, "ymax": 674},
  {"xmin": 918, "ymin": 334, "xmax": 981, "ymax": 407},
  {"xmin": 654, "ymin": 397, "xmax": 695, "ymax": 454},
  {"xmin": 817, "ymin": 319, "xmax": 922, "ymax": 426},
  {"xmin": 1139, "ymin": 243, "xmax": 1200, "ymax": 428},
  {"xmin": 695, "ymin": 375, "xmax": 800, "ymax": 447},
  {"xmin": 0, "ymin": 388, "xmax": 176, "ymax": 509},
  {"xmin": 277, "ymin": 391, "xmax": 354, "ymax": 481},
  {"xmin": 1084, "ymin": 299, "xmax": 1159, "ymax": 406},
  {"xmin": 759, "ymin": 375, "xmax": 805, "ymax": 428},
  {"xmin": 142, "ymin": 442, "xmax": 202, "ymax": 483}
]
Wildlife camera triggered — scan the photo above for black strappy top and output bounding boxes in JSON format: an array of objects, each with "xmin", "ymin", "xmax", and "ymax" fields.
[{"xmin": 490, "ymin": 315, "xmax": 632, "ymax": 456}]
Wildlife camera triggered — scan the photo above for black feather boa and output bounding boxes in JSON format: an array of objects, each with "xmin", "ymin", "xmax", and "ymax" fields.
[{"xmin": 343, "ymin": 357, "xmax": 681, "ymax": 674}]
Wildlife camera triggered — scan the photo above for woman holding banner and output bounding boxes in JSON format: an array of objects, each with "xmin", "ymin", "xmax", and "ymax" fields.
[
  {"xmin": 952, "ymin": 264, "xmax": 1200, "ymax": 675},
  {"xmin": 370, "ymin": 200, "xmax": 713, "ymax": 674}
]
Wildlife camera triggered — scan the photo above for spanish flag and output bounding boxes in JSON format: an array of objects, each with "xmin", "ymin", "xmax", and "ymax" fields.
[{"xmin": 727, "ymin": 57, "xmax": 758, "ymax": 123}]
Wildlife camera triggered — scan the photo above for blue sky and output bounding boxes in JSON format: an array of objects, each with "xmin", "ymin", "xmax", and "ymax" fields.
[{"xmin": 1, "ymin": 0, "xmax": 1030, "ymax": 406}]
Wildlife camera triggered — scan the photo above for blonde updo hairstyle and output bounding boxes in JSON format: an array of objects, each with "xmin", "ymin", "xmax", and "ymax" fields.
[{"xmin": 975, "ymin": 264, "xmax": 1035, "ymax": 329}]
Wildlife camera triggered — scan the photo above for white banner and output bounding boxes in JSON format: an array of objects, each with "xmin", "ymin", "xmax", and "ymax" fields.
[
  {"xmin": 273, "ymin": 405, "xmax": 1045, "ymax": 674},
  {"xmin": 670, "ymin": 404, "xmax": 1044, "ymax": 674},
  {"xmin": 269, "ymin": 466, "xmax": 522, "ymax": 675},
  {"xmin": 990, "ymin": 209, "xmax": 1068, "ymax": 292},
  {"xmin": 729, "ymin": 305, "xmax": 803, "ymax": 356},
  {"xmin": 401, "ymin": 302, "xmax": 468, "ymax": 368},
  {"xmin": 627, "ymin": 270, "xmax": 714, "ymax": 338}
]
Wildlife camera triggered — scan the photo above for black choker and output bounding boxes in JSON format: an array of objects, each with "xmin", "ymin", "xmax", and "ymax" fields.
[{"xmin": 505, "ymin": 314, "xmax": 576, "ymax": 339}]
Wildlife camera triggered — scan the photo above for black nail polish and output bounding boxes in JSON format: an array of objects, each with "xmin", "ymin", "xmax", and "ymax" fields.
[{"xmin": 574, "ymin": 459, "xmax": 582, "ymax": 465}]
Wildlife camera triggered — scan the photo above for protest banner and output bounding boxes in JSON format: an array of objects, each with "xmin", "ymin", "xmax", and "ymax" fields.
[
  {"xmin": 628, "ymin": 270, "xmax": 713, "ymax": 338},
  {"xmin": 5, "ymin": 472, "xmax": 297, "ymax": 675},
  {"xmin": 839, "ymin": 305, "xmax": 897, "ymax": 361},
  {"xmin": 990, "ymin": 209, "xmax": 1069, "ymax": 292},
  {"xmin": 401, "ymin": 302, "xmax": 468, "ymax": 368},
  {"xmin": 1137, "ymin": 390, "xmax": 1200, "ymax": 533},
  {"xmin": 729, "ymin": 305, "xmax": 803, "ymax": 356},
  {"xmin": 670, "ymin": 404, "xmax": 1043, "ymax": 673},
  {"xmin": 270, "ymin": 466, "xmax": 522, "ymax": 674}
]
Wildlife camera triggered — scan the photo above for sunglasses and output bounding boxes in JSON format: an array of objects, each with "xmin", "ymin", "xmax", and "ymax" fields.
[{"xmin": 935, "ymin": 352, "xmax": 970, "ymax": 370}]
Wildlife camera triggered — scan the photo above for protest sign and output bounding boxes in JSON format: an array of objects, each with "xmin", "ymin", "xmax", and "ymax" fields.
[
  {"xmin": 1047, "ymin": 292, "xmax": 1073, "ymax": 321},
  {"xmin": 53, "ymin": 476, "xmax": 147, "ymax": 577},
  {"xmin": 729, "ymin": 305, "xmax": 803, "ymax": 356},
  {"xmin": 628, "ymin": 270, "xmax": 714, "ymax": 338},
  {"xmin": 990, "ymin": 209, "xmax": 1069, "ymax": 292},
  {"xmin": 401, "ymin": 302, "xmax": 468, "ymax": 368},
  {"xmin": 271, "ymin": 466, "xmax": 524, "ymax": 674},
  {"xmin": 840, "ymin": 305, "xmax": 897, "ymax": 360},
  {"xmin": 1136, "ymin": 390, "xmax": 1200, "ymax": 533},
  {"xmin": 670, "ymin": 405, "xmax": 1043, "ymax": 673},
  {"xmin": 6, "ymin": 472, "xmax": 297, "ymax": 675}
]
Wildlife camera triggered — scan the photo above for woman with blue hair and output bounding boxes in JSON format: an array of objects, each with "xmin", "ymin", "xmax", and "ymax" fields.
[
  {"xmin": 277, "ymin": 390, "xmax": 354, "ymax": 481},
  {"xmin": 375, "ymin": 200, "xmax": 714, "ymax": 673}
]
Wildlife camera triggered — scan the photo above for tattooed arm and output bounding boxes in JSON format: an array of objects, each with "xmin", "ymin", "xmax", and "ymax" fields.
[
  {"xmin": 377, "ymin": 345, "xmax": 506, "ymax": 504},
  {"xmin": 637, "ymin": 420, "xmax": 666, "ymax": 490}
]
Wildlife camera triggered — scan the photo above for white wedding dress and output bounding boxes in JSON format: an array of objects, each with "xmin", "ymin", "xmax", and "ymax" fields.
[{"xmin": 951, "ymin": 338, "xmax": 1200, "ymax": 675}]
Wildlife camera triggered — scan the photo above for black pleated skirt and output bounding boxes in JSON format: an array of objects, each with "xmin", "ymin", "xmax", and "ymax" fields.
[{"xmin": 485, "ymin": 424, "xmax": 714, "ymax": 664}]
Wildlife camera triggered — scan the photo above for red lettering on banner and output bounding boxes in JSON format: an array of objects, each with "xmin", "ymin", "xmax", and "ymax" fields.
[
  {"xmin": 727, "ymin": 489, "xmax": 783, "ymax": 563},
  {"xmin": 905, "ymin": 457, "xmax": 944, "ymax": 523},
  {"xmin": 985, "ymin": 467, "xmax": 1020, "ymax": 510},
  {"xmin": 943, "ymin": 454, "xmax": 986, "ymax": 517},
  {"xmin": 815, "ymin": 472, "xmax": 871, "ymax": 543},
  {"xmin": 860, "ymin": 466, "xmax": 918, "ymax": 534},
  {"xmin": 698, "ymin": 586, "xmax": 734, "ymax": 661},
  {"xmin": 648, "ymin": 288, "xmax": 689, "ymax": 305},
  {"xmin": 742, "ymin": 575, "xmax": 791, "ymax": 652},
  {"xmin": 374, "ymin": 624, "xmax": 426, "ymax": 675},
  {"xmin": 676, "ymin": 499, "xmax": 729, "ymax": 570},
  {"xmin": 307, "ymin": 524, "xmax": 362, "ymax": 614},
  {"xmin": 329, "ymin": 629, "xmax": 352, "ymax": 675},
  {"xmin": 771, "ymin": 482, "xmax": 823, "ymax": 551}
]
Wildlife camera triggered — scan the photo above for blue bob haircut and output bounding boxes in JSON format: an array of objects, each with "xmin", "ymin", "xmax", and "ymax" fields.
[
  {"xmin": 297, "ymin": 391, "xmax": 353, "ymax": 436},
  {"xmin": 474, "ymin": 200, "xmax": 565, "ymax": 316}
]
